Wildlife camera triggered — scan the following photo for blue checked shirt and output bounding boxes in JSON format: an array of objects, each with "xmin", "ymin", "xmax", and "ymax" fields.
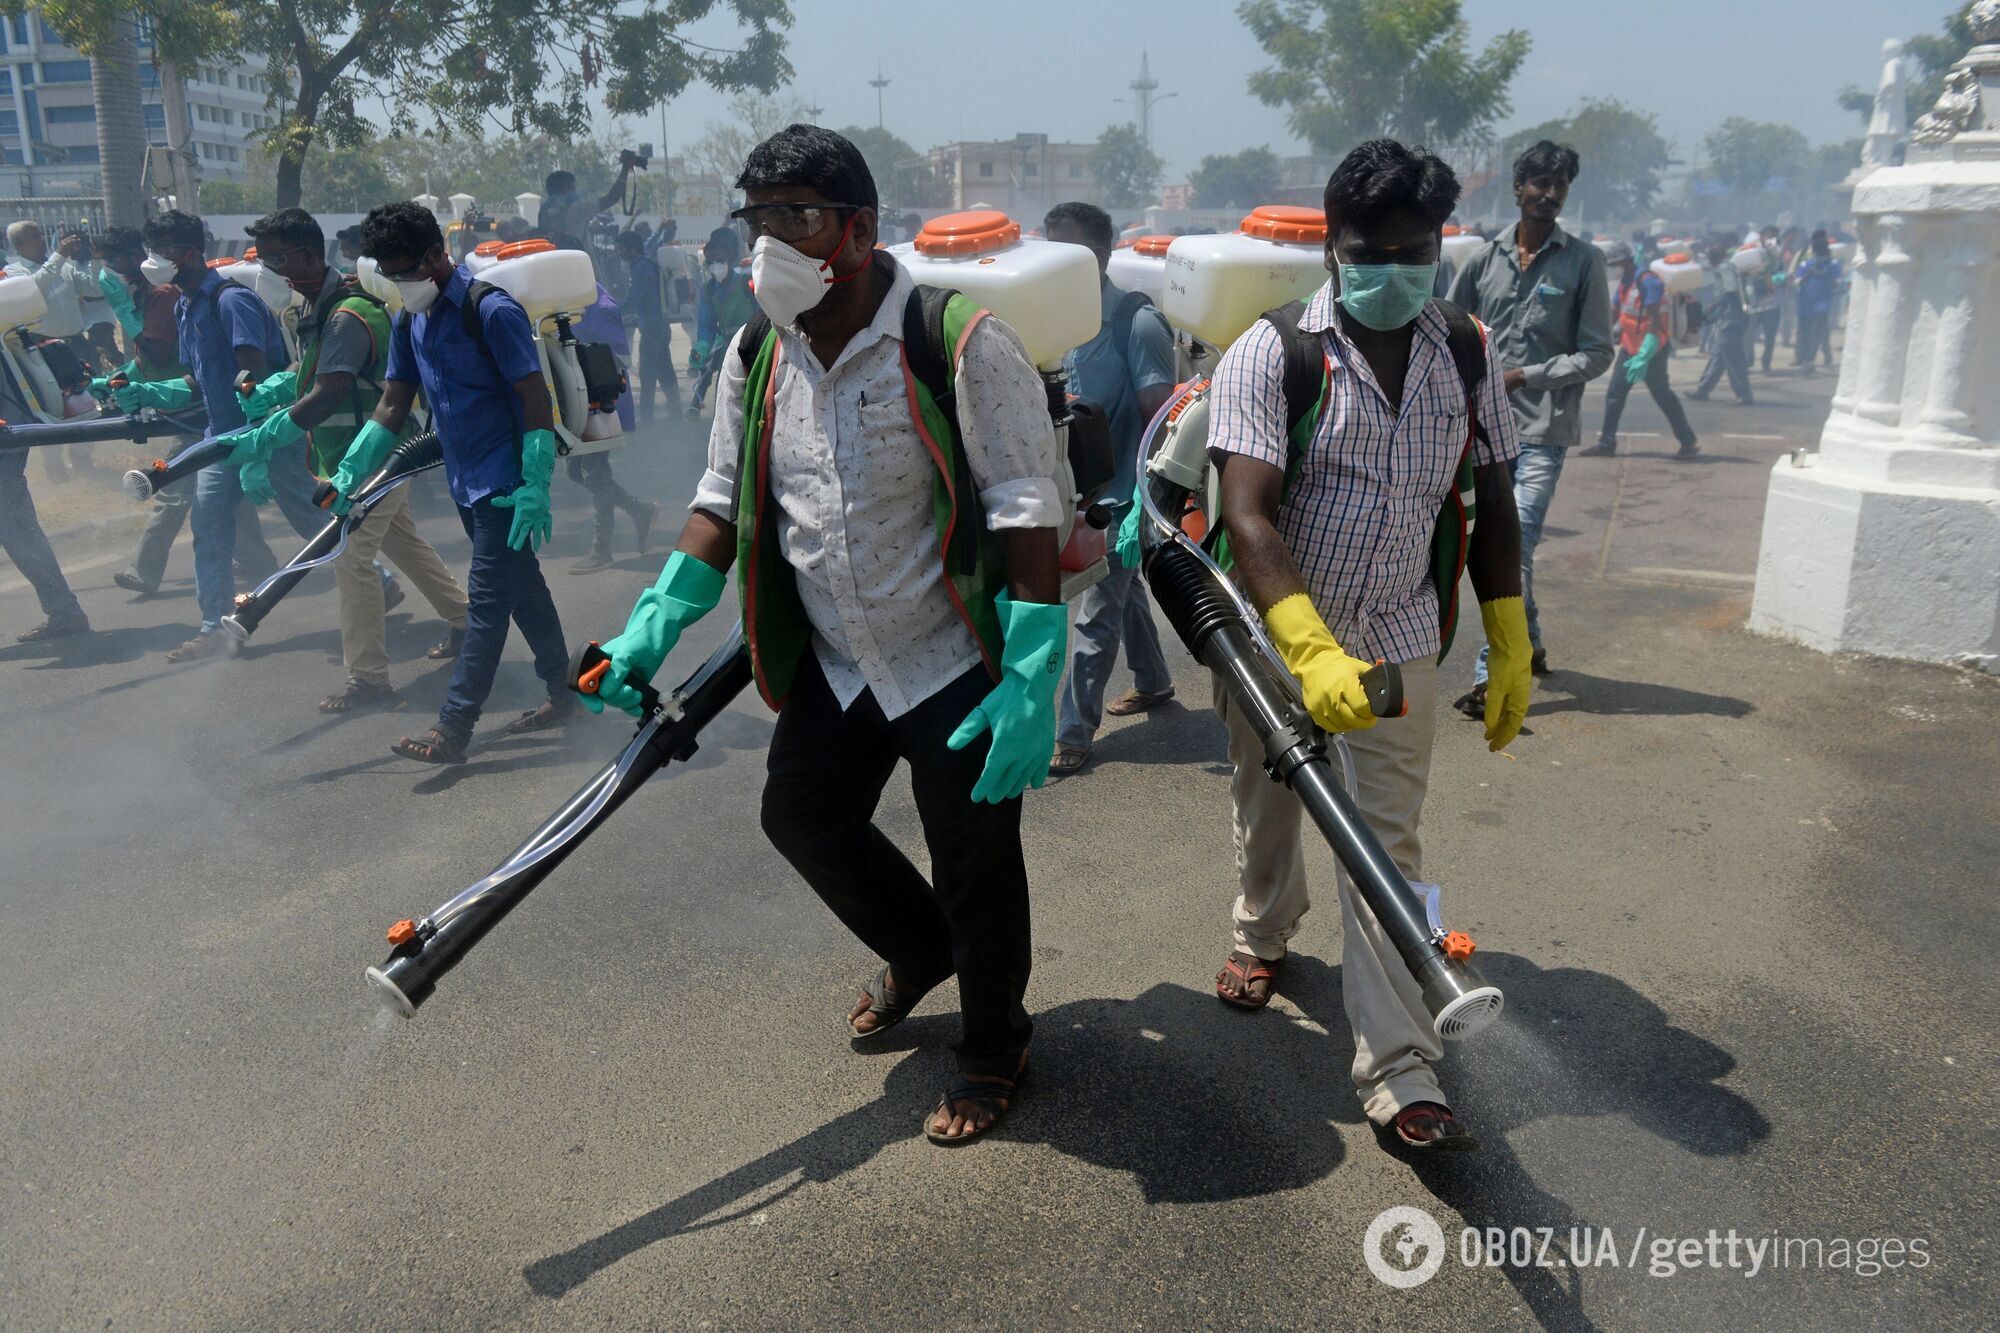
[{"xmin": 1207, "ymin": 282, "xmax": 1520, "ymax": 665}]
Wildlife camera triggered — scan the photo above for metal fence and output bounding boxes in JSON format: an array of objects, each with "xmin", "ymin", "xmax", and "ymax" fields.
[{"xmin": 0, "ymin": 196, "xmax": 108, "ymax": 237}]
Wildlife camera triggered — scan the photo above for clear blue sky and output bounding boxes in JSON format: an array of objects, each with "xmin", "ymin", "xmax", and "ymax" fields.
[{"xmin": 577, "ymin": 0, "xmax": 1923, "ymax": 180}]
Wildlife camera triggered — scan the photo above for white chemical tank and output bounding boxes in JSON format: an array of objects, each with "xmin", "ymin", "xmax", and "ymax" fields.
[
  {"xmin": 888, "ymin": 210, "xmax": 1101, "ymax": 370},
  {"xmin": 1162, "ymin": 206, "xmax": 1328, "ymax": 352},
  {"xmin": 354, "ymin": 256, "xmax": 403, "ymax": 314},
  {"xmin": 479, "ymin": 240, "xmax": 598, "ymax": 321},
  {"xmin": 1650, "ymin": 250, "xmax": 1705, "ymax": 297},
  {"xmin": 1441, "ymin": 225, "xmax": 1487, "ymax": 270},
  {"xmin": 0, "ymin": 273, "xmax": 50, "ymax": 328},
  {"xmin": 1106, "ymin": 234, "xmax": 1172, "ymax": 307},
  {"xmin": 216, "ymin": 256, "xmax": 302, "ymax": 319},
  {"xmin": 466, "ymin": 240, "xmax": 504, "ymax": 276}
]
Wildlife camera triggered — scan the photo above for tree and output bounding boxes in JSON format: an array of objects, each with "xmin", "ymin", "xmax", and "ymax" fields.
[
  {"xmin": 1702, "ymin": 118, "xmax": 1809, "ymax": 196},
  {"xmin": 683, "ymin": 91, "xmax": 811, "ymax": 205},
  {"xmin": 1838, "ymin": 3, "xmax": 1976, "ymax": 127},
  {"xmin": 1091, "ymin": 124, "xmax": 1161, "ymax": 209},
  {"xmin": 1240, "ymin": 0, "xmax": 1530, "ymax": 151},
  {"xmin": 1189, "ymin": 147, "xmax": 1281, "ymax": 209},
  {"xmin": 1501, "ymin": 99, "xmax": 1671, "ymax": 223},
  {"xmin": 838, "ymin": 125, "xmax": 948, "ymax": 209},
  {"xmin": 16, "ymin": 0, "xmax": 795, "ymax": 211}
]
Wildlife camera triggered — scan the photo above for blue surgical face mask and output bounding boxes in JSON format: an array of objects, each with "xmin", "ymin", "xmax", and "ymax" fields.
[{"xmin": 1335, "ymin": 262, "xmax": 1438, "ymax": 331}]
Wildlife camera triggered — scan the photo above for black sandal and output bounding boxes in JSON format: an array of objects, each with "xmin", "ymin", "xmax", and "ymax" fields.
[
  {"xmin": 1451, "ymin": 684, "xmax": 1486, "ymax": 720},
  {"xmin": 1389, "ymin": 1101, "xmax": 1478, "ymax": 1152},
  {"xmin": 320, "ymin": 679, "xmax": 394, "ymax": 714},
  {"xmin": 392, "ymin": 728, "xmax": 466, "ymax": 765},
  {"xmin": 849, "ymin": 966, "xmax": 936, "ymax": 1044},
  {"xmin": 505, "ymin": 698, "xmax": 577, "ymax": 734},
  {"xmin": 924, "ymin": 1062, "xmax": 1028, "ymax": 1146}
]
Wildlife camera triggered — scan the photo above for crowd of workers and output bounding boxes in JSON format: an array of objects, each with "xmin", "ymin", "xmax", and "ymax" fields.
[{"xmin": 0, "ymin": 122, "xmax": 1844, "ymax": 1151}]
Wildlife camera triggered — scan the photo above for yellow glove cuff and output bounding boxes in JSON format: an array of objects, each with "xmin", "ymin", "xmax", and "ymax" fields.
[
  {"xmin": 1479, "ymin": 596, "xmax": 1530, "ymax": 655},
  {"xmin": 1264, "ymin": 592, "xmax": 1342, "ymax": 676}
]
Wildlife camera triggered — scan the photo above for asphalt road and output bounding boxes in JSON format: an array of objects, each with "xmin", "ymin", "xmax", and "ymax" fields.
[{"xmin": 1, "ymin": 356, "xmax": 1993, "ymax": 1330}]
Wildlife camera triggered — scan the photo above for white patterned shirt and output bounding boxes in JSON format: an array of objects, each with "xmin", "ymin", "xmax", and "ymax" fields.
[
  {"xmin": 692, "ymin": 257, "xmax": 1061, "ymax": 719},
  {"xmin": 1206, "ymin": 282, "xmax": 1520, "ymax": 665}
]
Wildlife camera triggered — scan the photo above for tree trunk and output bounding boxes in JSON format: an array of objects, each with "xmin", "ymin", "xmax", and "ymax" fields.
[
  {"xmin": 158, "ymin": 57, "xmax": 198, "ymax": 212},
  {"xmin": 273, "ymin": 78, "xmax": 323, "ymax": 211},
  {"xmin": 89, "ymin": 18, "xmax": 146, "ymax": 227}
]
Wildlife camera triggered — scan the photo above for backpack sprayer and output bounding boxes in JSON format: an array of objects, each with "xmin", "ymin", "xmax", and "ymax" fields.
[
  {"xmin": 1129, "ymin": 207, "xmax": 1504, "ymax": 1043},
  {"xmin": 217, "ymin": 431, "xmax": 443, "ymax": 646},
  {"xmin": 364, "ymin": 214, "xmax": 1120, "ymax": 1015}
]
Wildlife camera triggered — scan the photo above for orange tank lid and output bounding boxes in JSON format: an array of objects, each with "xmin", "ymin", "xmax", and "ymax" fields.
[
  {"xmin": 495, "ymin": 238, "xmax": 555, "ymax": 260},
  {"xmin": 913, "ymin": 209, "xmax": 1022, "ymax": 257},
  {"xmin": 474, "ymin": 240, "xmax": 505, "ymax": 256},
  {"xmin": 1132, "ymin": 234, "xmax": 1174, "ymax": 258},
  {"xmin": 241, "ymin": 247, "xmax": 258, "ymax": 260},
  {"xmin": 1238, "ymin": 205, "xmax": 1327, "ymax": 245},
  {"xmin": 1442, "ymin": 224, "xmax": 1463, "ymax": 237}
]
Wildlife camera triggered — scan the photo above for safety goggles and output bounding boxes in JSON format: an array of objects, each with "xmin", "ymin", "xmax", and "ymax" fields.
[{"xmin": 729, "ymin": 203, "xmax": 862, "ymax": 245}]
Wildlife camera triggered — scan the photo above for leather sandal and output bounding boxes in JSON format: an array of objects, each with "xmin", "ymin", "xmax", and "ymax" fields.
[
  {"xmin": 1106, "ymin": 685, "xmax": 1175, "ymax": 716},
  {"xmin": 849, "ymin": 965, "xmax": 937, "ymax": 1044},
  {"xmin": 1216, "ymin": 950, "xmax": 1281, "ymax": 1009},
  {"xmin": 426, "ymin": 629, "xmax": 465, "ymax": 660},
  {"xmin": 924, "ymin": 1059, "xmax": 1028, "ymax": 1146},
  {"xmin": 1390, "ymin": 1101, "xmax": 1479, "ymax": 1152},
  {"xmin": 392, "ymin": 728, "xmax": 466, "ymax": 765},
  {"xmin": 320, "ymin": 679, "xmax": 394, "ymax": 714}
]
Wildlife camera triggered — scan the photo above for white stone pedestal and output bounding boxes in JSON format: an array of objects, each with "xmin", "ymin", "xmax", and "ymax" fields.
[{"xmin": 1750, "ymin": 33, "xmax": 2000, "ymax": 675}]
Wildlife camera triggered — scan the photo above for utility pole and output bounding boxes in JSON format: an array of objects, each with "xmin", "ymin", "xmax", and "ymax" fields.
[
  {"xmin": 868, "ymin": 64, "xmax": 890, "ymax": 132},
  {"xmin": 1123, "ymin": 51, "xmax": 1176, "ymax": 153},
  {"xmin": 805, "ymin": 94, "xmax": 825, "ymax": 123}
]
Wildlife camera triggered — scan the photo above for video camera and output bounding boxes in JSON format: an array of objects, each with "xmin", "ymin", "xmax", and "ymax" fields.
[{"xmin": 619, "ymin": 144, "xmax": 653, "ymax": 172}]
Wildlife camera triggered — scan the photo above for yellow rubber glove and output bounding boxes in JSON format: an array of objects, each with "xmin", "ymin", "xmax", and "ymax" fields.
[
  {"xmin": 1264, "ymin": 592, "xmax": 1376, "ymax": 734},
  {"xmin": 1479, "ymin": 596, "xmax": 1533, "ymax": 751}
]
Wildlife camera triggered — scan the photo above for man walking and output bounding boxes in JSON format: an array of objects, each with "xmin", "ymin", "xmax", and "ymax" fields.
[
  {"xmin": 1447, "ymin": 139, "xmax": 1612, "ymax": 715},
  {"xmin": 358, "ymin": 201, "xmax": 575, "ymax": 763},
  {"xmin": 1689, "ymin": 236, "xmax": 1755, "ymax": 405},
  {"xmin": 1577, "ymin": 242, "xmax": 1698, "ymax": 459},
  {"xmin": 1206, "ymin": 140, "xmax": 1528, "ymax": 1150},
  {"xmin": 0, "ymin": 351, "xmax": 89, "ymax": 640},
  {"xmin": 233, "ymin": 207, "xmax": 468, "ymax": 713},
  {"xmin": 1043, "ymin": 201, "xmax": 1177, "ymax": 776},
  {"xmin": 615, "ymin": 230, "xmax": 679, "ymax": 422},
  {"xmin": 1791, "ymin": 230, "xmax": 1840, "ymax": 373},
  {"xmin": 581, "ymin": 126, "xmax": 1064, "ymax": 1144},
  {"xmin": 6, "ymin": 220, "xmax": 96, "ymax": 481}
]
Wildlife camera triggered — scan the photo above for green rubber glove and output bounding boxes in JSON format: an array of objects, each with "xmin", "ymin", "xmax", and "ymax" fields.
[
  {"xmin": 947, "ymin": 592, "xmax": 1070, "ymax": 804},
  {"xmin": 326, "ymin": 419, "xmax": 401, "ymax": 514},
  {"xmin": 240, "ymin": 370, "xmax": 297, "ymax": 422},
  {"xmin": 112, "ymin": 376, "xmax": 197, "ymax": 414},
  {"xmin": 239, "ymin": 456, "xmax": 274, "ymax": 506},
  {"xmin": 1623, "ymin": 333, "xmax": 1660, "ymax": 384},
  {"xmin": 99, "ymin": 269, "xmax": 142, "ymax": 338},
  {"xmin": 687, "ymin": 339, "xmax": 709, "ymax": 373},
  {"xmin": 492, "ymin": 427, "xmax": 557, "ymax": 552},
  {"xmin": 579, "ymin": 550, "xmax": 727, "ymax": 718},
  {"xmin": 1114, "ymin": 476, "xmax": 1145, "ymax": 570},
  {"xmin": 87, "ymin": 361, "xmax": 135, "ymax": 400},
  {"xmin": 227, "ymin": 407, "xmax": 305, "ymax": 466}
]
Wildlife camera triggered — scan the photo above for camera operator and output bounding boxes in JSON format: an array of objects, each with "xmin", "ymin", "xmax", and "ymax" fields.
[{"xmin": 539, "ymin": 149, "xmax": 647, "ymax": 255}]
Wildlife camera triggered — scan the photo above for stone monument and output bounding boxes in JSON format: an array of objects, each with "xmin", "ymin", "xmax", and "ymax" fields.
[{"xmin": 1749, "ymin": 5, "xmax": 2000, "ymax": 673}]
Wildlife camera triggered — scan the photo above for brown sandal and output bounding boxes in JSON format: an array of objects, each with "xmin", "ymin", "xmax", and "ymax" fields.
[
  {"xmin": 426, "ymin": 629, "xmax": 465, "ymax": 660},
  {"xmin": 320, "ymin": 679, "xmax": 393, "ymax": 714},
  {"xmin": 392, "ymin": 728, "xmax": 466, "ymax": 764},
  {"xmin": 1047, "ymin": 745, "xmax": 1090, "ymax": 777},
  {"xmin": 1390, "ymin": 1101, "xmax": 1478, "ymax": 1152},
  {"xmin": 1216, "ymin": 950, "xmax": 1281, "ymax": 1009},
  {"xmin": 504, "ymin": 698, "xmax": 577, "ymax": 734},
  {"xmin": 924, "ymin": 1057, "xmax": 1029, "ymax": 1146}
]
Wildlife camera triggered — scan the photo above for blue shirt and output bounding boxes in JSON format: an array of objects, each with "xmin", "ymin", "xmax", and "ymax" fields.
[
  {"xmin": 176, "ymin": 269, "xmax": 287, "ymax": 435},
  {"xmin": 1794, "ymin": 255, "xmax": 1840, "ymax": 317},
  {"xmin": 1062, "ymin": 276, "xmax": 1175, "ymax": 503},
  {"xmin": 386, "ymin": 264, "xmax": 542, "ymax": 507}
]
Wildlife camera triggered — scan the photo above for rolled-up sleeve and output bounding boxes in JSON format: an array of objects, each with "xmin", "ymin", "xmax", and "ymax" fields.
[
  {"xmin": 690, "ymin": 325, "xmax": 749, "ymax": 521},
  {"xmin": 955, "ymin": 314, "xmax": 1061, "ymax": 530},
  {"xmin": 1206, "ymin": 319, "xmax": 1290, "ymax": 470}
]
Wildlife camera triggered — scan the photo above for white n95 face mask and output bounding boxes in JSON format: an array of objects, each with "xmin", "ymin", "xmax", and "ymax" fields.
[
  {"xmin": 707, "ymin": 261, "xmax": 730, "ymax": 283},
  {"xmin": 748, "ymin": 236, "xmax": 836, "ymax": 327},
  {"xmin": 397, "ymin": 279, "xmax": 440, "ymax": 315},
  {"xmin": 140, "ymin": 251, "xmax": 177, "ymax": 285}
]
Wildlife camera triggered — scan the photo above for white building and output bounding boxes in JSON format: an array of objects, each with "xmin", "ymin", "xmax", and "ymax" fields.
[
  {"xmin": 927, "ymin": 134, "xmax": 1099, "ymax": 216},
  {"xmin": 0, "ymin": 8, "xmax": 275, "ymax": 196}
]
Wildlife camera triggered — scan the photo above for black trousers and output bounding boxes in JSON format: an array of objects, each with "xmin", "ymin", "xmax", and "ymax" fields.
[
  {"xmin": 761, "ymin": 651, "xmax": 1031, "ymax": 1076},
  {"xmin": 1694, "ymin": 323, "xmax": 1754, "ymax": 403},
  {"xmin": 1598, "ymin": 349, "xmax": 1697, "ymax": 449}
]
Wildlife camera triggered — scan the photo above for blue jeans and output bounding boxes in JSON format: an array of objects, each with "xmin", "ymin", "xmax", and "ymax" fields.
[
  {"xmin": 1473, "ymin": 443, "xmax": 1564, "ymax": 685},
  {"xmin": 0, "ymin": 447, "xmax": 84, "ymax": 623},
  {"xmin": 435, "ymin": 494, "xmax": 570, "ymax": 742},
  {"xmin": 190, "ymin": 439, "xmax": 327, "ymax": 629},
  {"xmin": 1055, "ymin": 558, "xmax": 1172, "ymax": 749}
]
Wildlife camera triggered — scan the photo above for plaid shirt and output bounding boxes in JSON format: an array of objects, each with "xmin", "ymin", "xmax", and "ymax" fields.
[{"xmin": 1207, "ymin": 282, "xmax": 1520, "ymax": 665}]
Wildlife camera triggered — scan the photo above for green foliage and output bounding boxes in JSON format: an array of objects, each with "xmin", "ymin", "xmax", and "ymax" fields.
[
  {"xmin": 1189, "ymin": 147, "xmax": 1281, "ymax": 209},
  {"xmin": 1502, "ymin": 99, "xmax": 1671, "ymax": 222},
  {"xmin": 838, "ymin": 126, "xmax": 949, "ymax": 209},
  {"xmin": 1091, "ymin": 124, "xmax": 1161, "ymax": 209},
  {"xmin": 1703, "ymin": 118, "xmax": 1810, "ymax": 195},
  {"xmin": 0, "ymin": 0, "xmax": 230, "ymax": 63},
  {"xmin": 1837, "ymin": 3, "xmax": 1977, "ymax": 126},
  {"xmin": 195, "ymin": 179, "xmax": 270, "ymax": 214},
  {"xmin": 1240, "ymin": 0, "xmax": 1529, "ymax": 150}
]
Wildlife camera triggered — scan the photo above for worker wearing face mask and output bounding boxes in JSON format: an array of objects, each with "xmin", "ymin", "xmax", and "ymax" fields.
[
  {"xmin": 581, "ymin": 125, "xmax": 1065, "ymax": 1146},
  {"xmin": 685, "ymin": 226, "xmax": 756, "ymax": 416}
]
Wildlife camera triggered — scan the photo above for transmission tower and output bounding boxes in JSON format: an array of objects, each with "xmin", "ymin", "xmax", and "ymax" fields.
[
  {"xmin": 1124, "ymin": 51, "xmax": 1176, "ymax": 152},
  {"xmin": 868, "ymin": 64, "xmax": 891, "ymax": 131}
]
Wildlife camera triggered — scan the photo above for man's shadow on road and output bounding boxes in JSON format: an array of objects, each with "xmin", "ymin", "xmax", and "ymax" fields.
[
  {"xmin": 1531, "ymin": 670, "xmax": 1754, "ymax": 721},
  {"xmin": 523, "ymin": 951, "xmax": 1765, "ymax": 1328}
]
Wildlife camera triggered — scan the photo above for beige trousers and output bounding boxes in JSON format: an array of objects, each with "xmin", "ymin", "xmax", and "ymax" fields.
[
  {"xmin": 1213, "ymin": 655, "xmax": 1445, "ymax": 1125},
  {"xmin": 333, "ymin": 485, "xmax": 468, "ymax": 686}
]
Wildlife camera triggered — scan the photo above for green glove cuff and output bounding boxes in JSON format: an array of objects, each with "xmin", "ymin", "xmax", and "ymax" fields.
[
  {"xmin": 994, "ymin": 591, "xmax": 1068, "ymax": 690},
  {"xmin": 1635, "ymin": 333, "xmax": 1659, "ymax": 360},
  {"xmin": 520, "ymin": 427, "xmax": 558, "ymax": 484},
  {"xmin": 140, "ymin": 378, "xmax": 198, "ymax": 411},
  {"xmin": 651, "ymin": 548, "xmax": 728, "ymax": 614},
  {"xmin": 243, "ymin": 370, "xmax": 298, "ymax": 420},
  {"xmin": 328, "ymin": 419, "xmax": 400, "ymax": 498}
]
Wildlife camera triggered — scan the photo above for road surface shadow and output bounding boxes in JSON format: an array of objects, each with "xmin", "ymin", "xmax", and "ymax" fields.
[
  {"xmin": 1618, "ymin": 450, "xmax": 1759, "ymax": 465},
  {"xmin": 1082, "ymin": 701, "xmax": 1229, "ymax": 774},
  {"xmin": 523, "ymin": 952, "xmax": 1763, "ymax": 1320},
  {"xmin": 0, "ymin": 622, "xmax": 190, "ymax": 670},
  {"xmin": 1529, "ymin": 670, "xmax": 1754, "ymax": 720}
]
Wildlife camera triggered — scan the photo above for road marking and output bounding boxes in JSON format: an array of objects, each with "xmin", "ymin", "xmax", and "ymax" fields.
[
  {"xmin": 1623, "ymin": 566, "xmax": 1757, "ymax": 586},
  {"xmin": 1595, "ymin": 458, "xmax": 1628, "ymax": 579},
  {"xmin": 0, "ymin": 549, "xmax": 124, "ymax": 597},
  {"xmin": 1721, "ymin": 433, "xmax": 1789, "ymax": 441}
]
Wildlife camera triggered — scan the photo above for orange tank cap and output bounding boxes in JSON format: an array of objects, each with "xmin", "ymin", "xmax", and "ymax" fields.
[
  {"xmin": 495, "ymin": 238, "xmax": 555, "ymax": 260},
  {"xmin": 1441, "ymin": 931, "xmax": 1477, "ymax": 962},
  {"xmin": 1238, "ymin": 205, "xmax": 1327, "ymax": 245},
  {"xmin": 913, "ymin": 209, "xmax": 1022, "ymax": 257},
  {"xmin": 386, "ymin": 919, "xmax": 418, "ymax": 947},
  {"xmin": 1442, "ymin": 224, "xmax": 1463, "ymax": 237},
  {"xmin": 474, "ymin": 240, "xmax": 505, "ymax": 256},
  {"xmin": 1132, "ymin": 234, "xmax": 1174, "ymax": 258},
  {"xmin": 1663, "ymin": 251, "xmax": 1692, "ymax": 264},
  {"xmin": 241, "ymin": 247, "xmax": 258, "ymax": 260},
  {"xmin": 206, "ymin": 257, "xmax": 233, "ymax": 268}
]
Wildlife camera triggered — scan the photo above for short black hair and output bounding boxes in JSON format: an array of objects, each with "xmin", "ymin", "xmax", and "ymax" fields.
[
  {"xmin": 246, "ymin": 206, "xmax": 323, "ymax": 255},
  {"xmin": 335, "ymin": 225, "xmax": 363, "ymax": 246},
  {"xmin": 615, "ymin": 230, "xmax": 644, "ymax": 254},
  {"xmin": 704, "ymin": 225, "xmax": 743, "ymax": 262},
  {"xmin": 1513, "ymin": 139, "xmax": 1580, "ymax": 187},
  {"xmin": 1322, "ymin": 139, "xmax": 1460, "ymax": 234},
  {"xmin": 545, "ymin": 170, "xmax": 574, "ymax": 196},
  {"xmin": 359, "ymin": 200, "xmax": 443, "ymax": 266},
  {"xmin": 95, "ymin": 224, "xmax": 145, "ymax": 258},
  {"xmin": 1044, "ymin": 201, "xmax": 1114, "ymax": 252},
  {"xmin": 142, "ymin": 209, "xmax": 205, "ymax": 253},
  {"xmin": 735, "ymin": 124, "xmax": 877, "ymax": 212}
]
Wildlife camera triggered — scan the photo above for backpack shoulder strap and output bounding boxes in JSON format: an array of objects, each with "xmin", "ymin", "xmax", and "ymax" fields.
[
  {"xmin": 1430, "ymin": 298, "xmax": 1490, "ymax": 451},
  {"xmin": 1259, "ymin": 299, "xmax": 1322, "ymax": 439},
  {"xmin": 1110, "ymin": 288, "xmax": 1152, "ymax": 364},
  {"xmin": 903, "ymin": 284, "xmax": 960, "ymax": 412},
  {"xmin": 459, "ymin": 279, "xmax": 505, "ymax": 366},
  {"xmin": 735, "ymin": 309, "xmax": 773, "ymax": 373}
]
